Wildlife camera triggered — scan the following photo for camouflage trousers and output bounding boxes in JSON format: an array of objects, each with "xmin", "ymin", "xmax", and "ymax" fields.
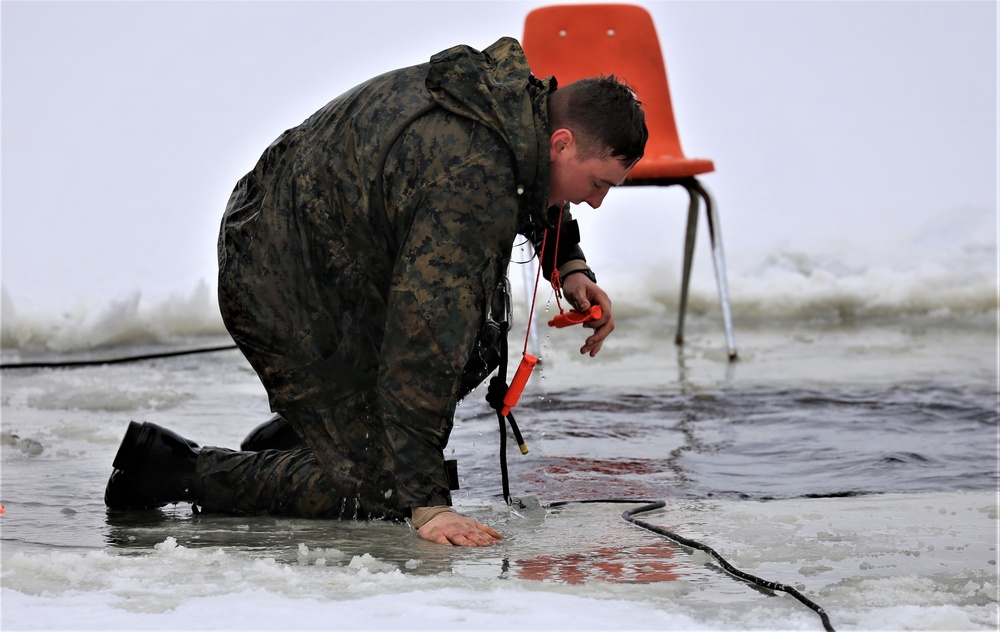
[{"xmin": 195, "ymin": 394, "xmax": 407, "ymax": 521}]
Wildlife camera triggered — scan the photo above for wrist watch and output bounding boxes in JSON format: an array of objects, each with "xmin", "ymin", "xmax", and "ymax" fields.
[{"xmin": 562, "ymin": 268, "xmax": 597, "ymax": 284}]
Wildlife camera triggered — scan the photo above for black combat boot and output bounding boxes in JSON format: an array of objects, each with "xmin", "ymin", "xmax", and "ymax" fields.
[
  {"xmin": 104, "ymin": 421, "xmax": 200, "ymax": 510},
  {"xmin": 240, "ymin": 414, "xmax": 305, "ymax": 451}
]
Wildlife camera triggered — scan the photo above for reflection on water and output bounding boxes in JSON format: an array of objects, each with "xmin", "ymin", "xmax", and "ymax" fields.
[
  {"xmin": 96, "ymin": 499, "xmax": 708, "ymax": 586},
  {"xmin": 514, "ymin": 540, "xmax": 683, "ymax": 584}
]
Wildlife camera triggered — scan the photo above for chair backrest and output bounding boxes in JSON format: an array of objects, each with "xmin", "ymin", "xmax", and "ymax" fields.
[{"xmin": 522, "ymin": 4, "xmax": 699, "ymax": 175}]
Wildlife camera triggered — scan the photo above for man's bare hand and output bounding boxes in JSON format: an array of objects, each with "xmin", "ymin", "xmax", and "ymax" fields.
[
  {"xmin": 418, "ymin": 511, "xmax": 504, "ymax": 547},
  {"xmin": 560, "ymin": 273, "xmax": 615, "ymax": 357}
]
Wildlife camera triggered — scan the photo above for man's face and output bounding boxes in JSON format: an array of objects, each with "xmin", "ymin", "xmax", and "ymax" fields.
[{"xmin": 548, "ymin": 130, "xmax": 632, "ymax": 209}]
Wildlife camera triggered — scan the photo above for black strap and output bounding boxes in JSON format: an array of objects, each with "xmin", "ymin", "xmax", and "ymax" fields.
[{"xmin": 485, "ymin": 332, "xmax": 522, "ymax": 506}]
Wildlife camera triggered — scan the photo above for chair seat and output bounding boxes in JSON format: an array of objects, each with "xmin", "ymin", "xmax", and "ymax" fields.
[{"xmin": 627, "ymin": 155, "xmax": 715, "ymax": 181}]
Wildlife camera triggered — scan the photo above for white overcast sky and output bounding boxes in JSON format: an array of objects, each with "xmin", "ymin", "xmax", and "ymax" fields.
[{"xmin": 2, "ymin": 0, "xmax": 997, "ymax": 313}]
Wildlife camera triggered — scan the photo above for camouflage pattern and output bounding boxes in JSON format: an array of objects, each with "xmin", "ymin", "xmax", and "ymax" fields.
[{"xmin": 204, "ymin": 38, "xmax": 583, "ymax": 520}]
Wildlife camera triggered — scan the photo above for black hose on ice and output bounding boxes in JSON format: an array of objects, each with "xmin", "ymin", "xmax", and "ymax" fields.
[
  {"xmin": 0, "ymin": 344, "xmax": 239, "ymax": 369},
  {"xmin": 545, "ymin": 499, "xmax": 836, "ymax": 632}
]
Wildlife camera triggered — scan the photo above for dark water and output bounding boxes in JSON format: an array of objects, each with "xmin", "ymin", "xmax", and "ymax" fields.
[{"xmin": 450, "ymin": 383, "xmax": 999, "ymax": 505}]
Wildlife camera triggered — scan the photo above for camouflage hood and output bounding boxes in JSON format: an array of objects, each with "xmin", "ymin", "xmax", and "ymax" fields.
[{"xmin": 425, "ymin": 37, "xmax": 555, "ymax": 228}]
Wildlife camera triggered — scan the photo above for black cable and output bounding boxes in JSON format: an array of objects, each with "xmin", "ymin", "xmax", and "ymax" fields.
[
  {"xmin": 547, "ymin": 498, "xmax": 658, "ymax": 507},
  {"xmin": 485, "ymin": 332, "xmax": 519, "ymax": 507},
  {"xmin": 544, "ymin": 498, "xmax": 836, "ymax": 632},
  {"xmin": 0, "ymin": 344, "xmax": 239, "ymax": 369}
]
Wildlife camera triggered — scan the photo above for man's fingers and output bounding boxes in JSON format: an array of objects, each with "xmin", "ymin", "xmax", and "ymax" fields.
[
  {"xmin": 479, "ymin": 524, "xmax": 504, "ymax": 540},
  {"xmin": 581, "ymin": 340, "xmax": 604, "ymax": 357},
  {"xmin": 459, "ymin": 523, "xmax": 503, "ymax": 546},
  {"xmin": 418, "ymin": 512, "xmax": 504, "ymax": 547},
  {"xmin": 580, "ymin": 318, "xmax": 613, "ymax": 356},
  {"xmin": 446, "ymin": 532, "xmax": 494, "ymax": 547}
]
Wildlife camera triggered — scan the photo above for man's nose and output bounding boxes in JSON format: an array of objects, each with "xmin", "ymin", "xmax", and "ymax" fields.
[{"xmin": 586, "ymin": 190, "xmax": 608, "ymax": 208}]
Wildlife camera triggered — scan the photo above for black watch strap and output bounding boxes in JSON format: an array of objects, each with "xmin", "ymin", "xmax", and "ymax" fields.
[{"xmin": 561, "ymin": 268, "xmax": 597, "ymax": 284}]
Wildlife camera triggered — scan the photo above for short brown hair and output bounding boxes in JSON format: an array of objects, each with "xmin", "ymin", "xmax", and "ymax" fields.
[{"xmin": 547, "ymin": 75, "xmax": 648, "ymax": 167}]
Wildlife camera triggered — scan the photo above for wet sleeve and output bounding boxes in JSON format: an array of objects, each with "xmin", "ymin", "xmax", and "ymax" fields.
[{"xmin": 378, "ymin": 139, "xmax": 519, "ymax": 509}]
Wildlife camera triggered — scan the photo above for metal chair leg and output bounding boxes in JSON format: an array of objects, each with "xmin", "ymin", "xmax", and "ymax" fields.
[
  {"xmin": 691, "ymin": 178, "xmax": 738, "ymax": 361},
  {"xmin": 676, "ymin": 180, "xmax": 700, "ymax": 347}
]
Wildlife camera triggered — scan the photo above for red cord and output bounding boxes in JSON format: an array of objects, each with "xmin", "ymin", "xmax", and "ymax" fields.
[
  {"xmin": 523, "ymin": 227, "xmax": 548, "ymax": 355},
  {"xmin": 548, "ymin": 206, "xmax": 569, "ymax": 316},
  {"xmin": 522, "ymin": 204, "xmax": 572, "ymax": 355}
]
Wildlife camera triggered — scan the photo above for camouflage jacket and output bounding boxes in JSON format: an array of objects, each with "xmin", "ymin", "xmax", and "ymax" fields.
[{"xmin": 218, "ymin": 37, "xmax": 586, "ymax": 510}]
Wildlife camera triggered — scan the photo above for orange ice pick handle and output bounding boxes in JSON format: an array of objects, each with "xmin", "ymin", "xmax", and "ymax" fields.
[
  {"xmin": 547, "ymin": 305, "xmax": 602, "ymax": 328},
  {"xmin": 501, "ymin": 354, "xmax": 538, "ymax": 416}
]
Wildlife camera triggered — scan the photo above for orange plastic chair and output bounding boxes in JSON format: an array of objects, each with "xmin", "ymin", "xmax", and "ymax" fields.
[{"xmin": 522, "ymin": 3, "xmax": 737, "ymax": 360}]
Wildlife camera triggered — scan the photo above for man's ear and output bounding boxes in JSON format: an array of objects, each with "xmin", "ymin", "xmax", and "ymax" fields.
[{"xmin": 549, "ymin": 128, "xmax": 575, "ymax": 160}]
